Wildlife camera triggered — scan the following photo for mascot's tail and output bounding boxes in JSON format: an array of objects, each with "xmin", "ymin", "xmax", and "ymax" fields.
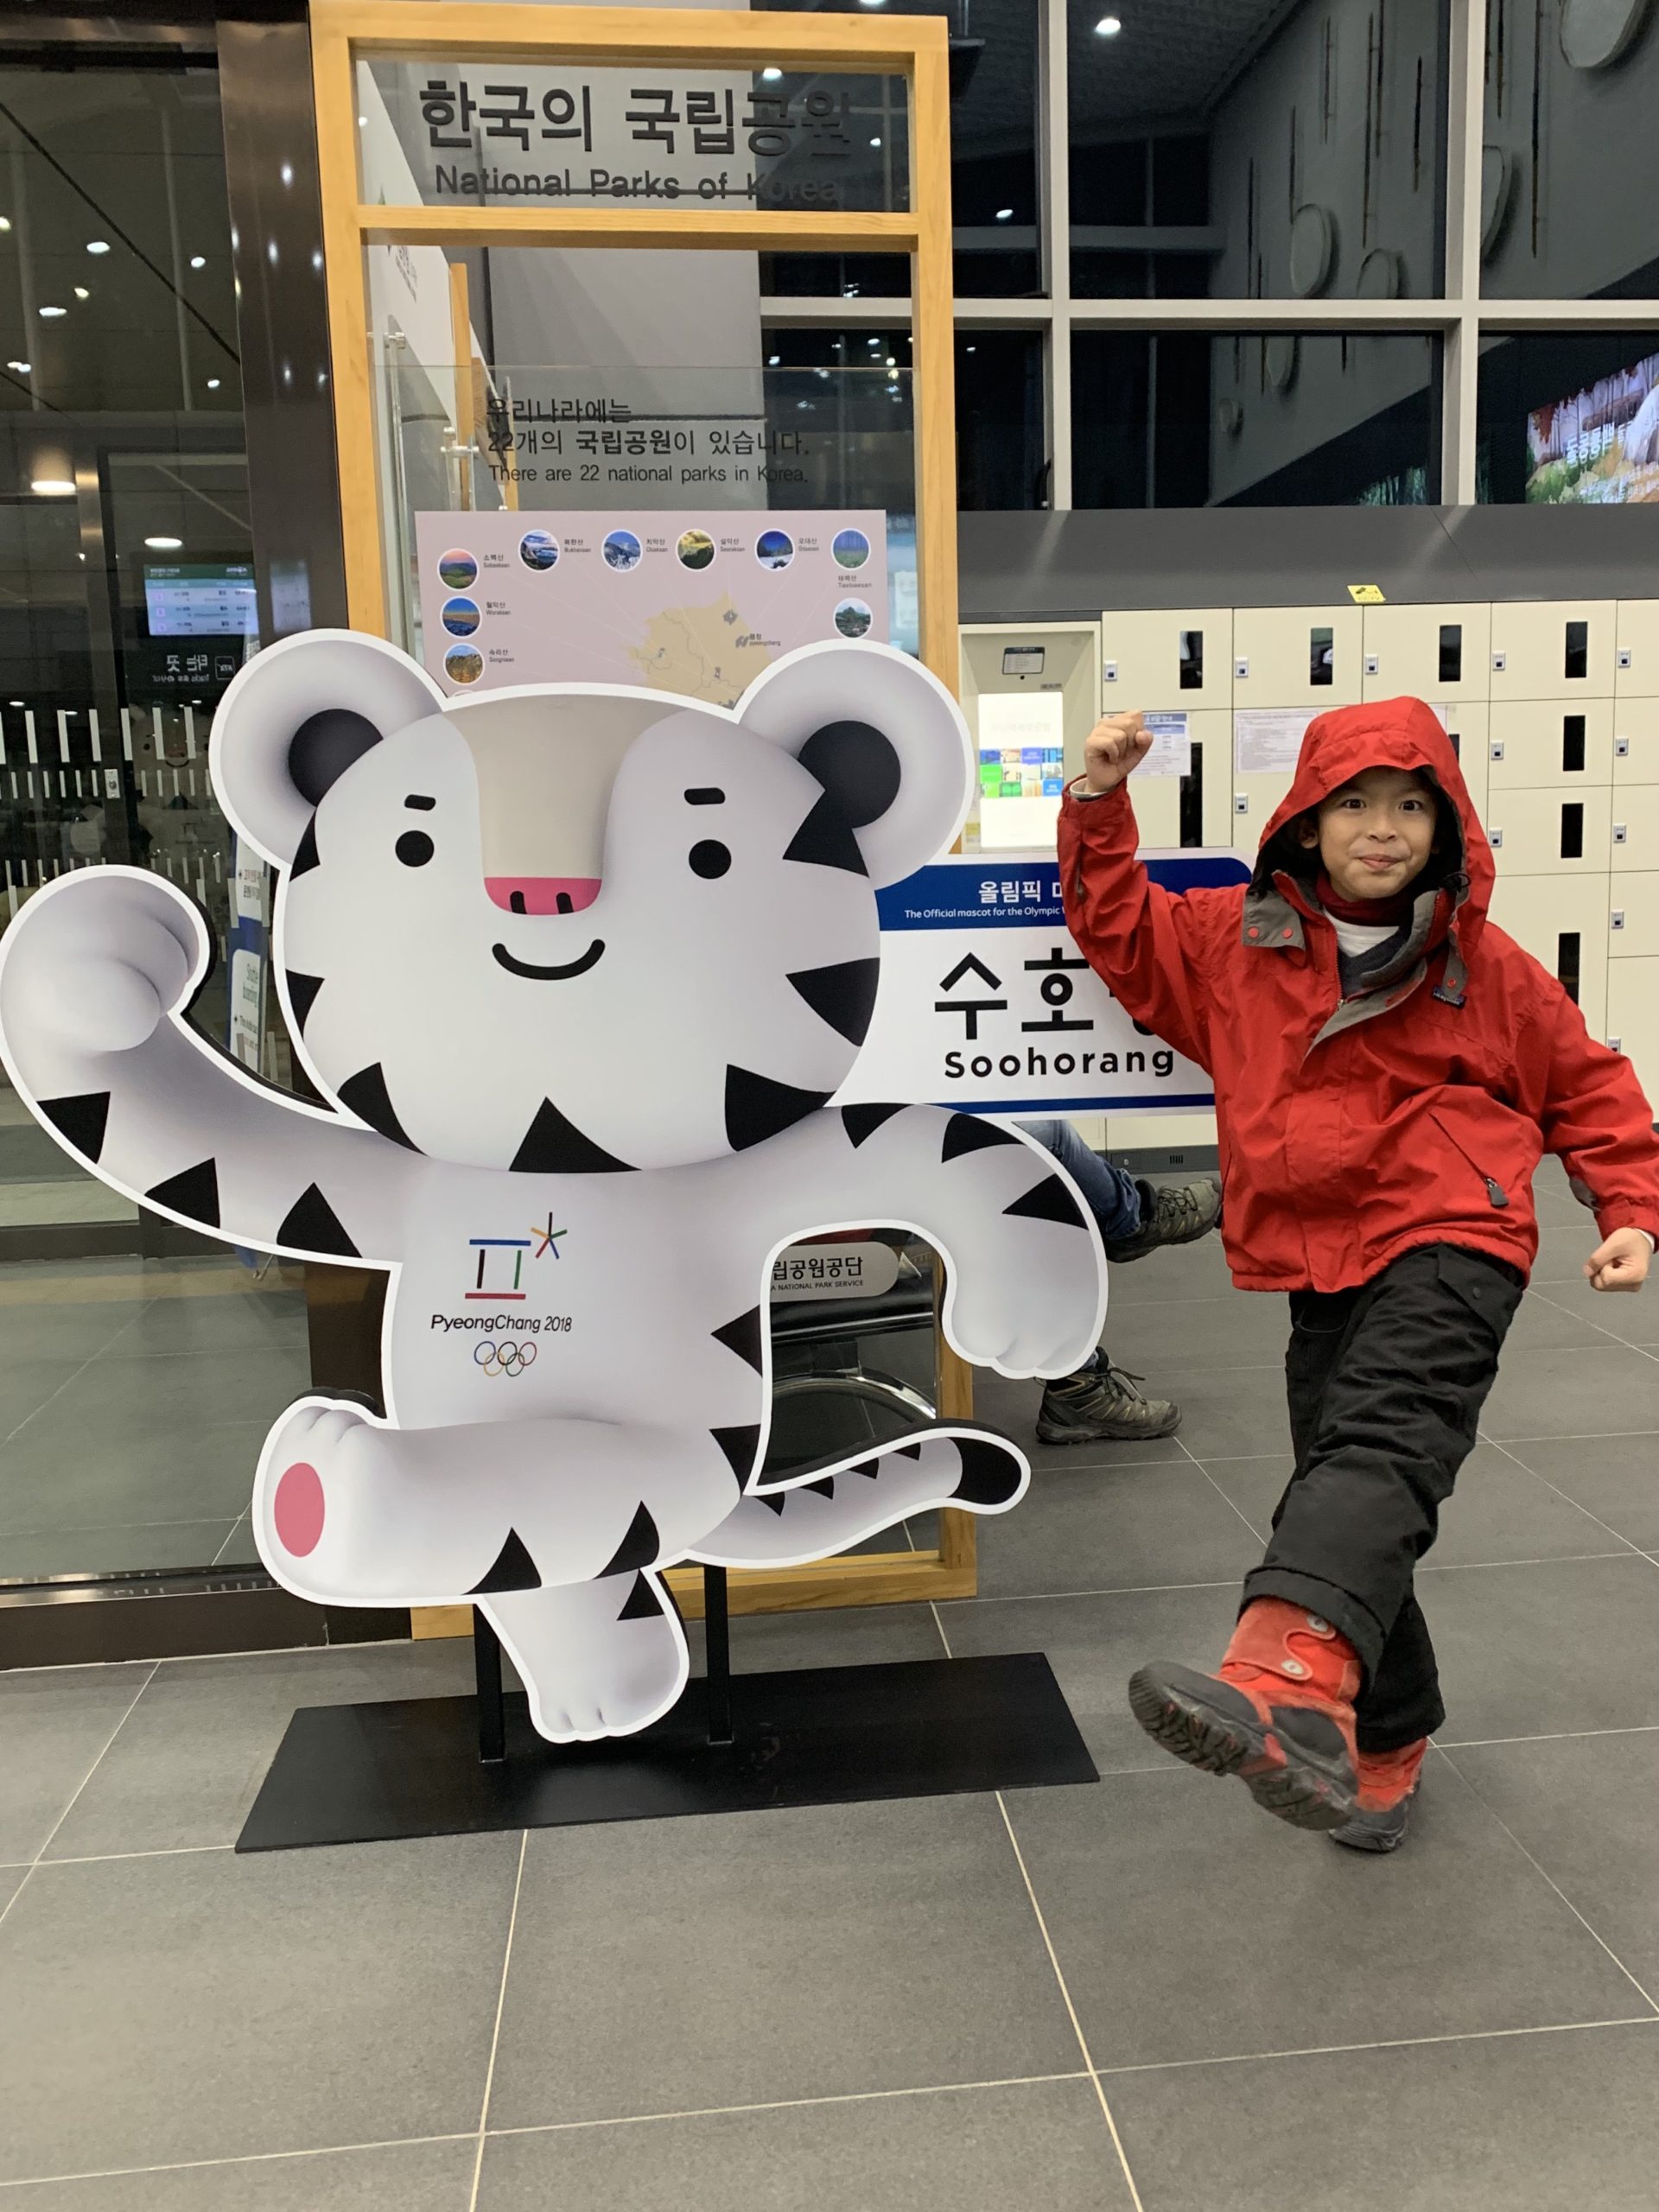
[{"xmin": 690, "ymin": 1421, "xmax": 1027, "ymax": 1569}]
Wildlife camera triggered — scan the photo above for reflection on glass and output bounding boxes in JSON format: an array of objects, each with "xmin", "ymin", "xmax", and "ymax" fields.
[
  {"xmin": 1070, "ymin": 0, "xmax": 1445, "ymax": 302},
  {"xmin": 1478, "ymin": 331, "xmax": 1659, "ymax": 504},
  {"xmin": 1482, "ymin": 0, "xmax": 1659, "ymax": 299},
  {"xmin": 1073, "ymin": 331, "xmax": 1437, "ymax": 506}
]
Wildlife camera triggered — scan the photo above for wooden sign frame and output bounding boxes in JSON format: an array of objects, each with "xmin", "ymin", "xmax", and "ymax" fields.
[{"xmin": 308, "ymin": 0, "xmax": 976, "ymax": 1622}]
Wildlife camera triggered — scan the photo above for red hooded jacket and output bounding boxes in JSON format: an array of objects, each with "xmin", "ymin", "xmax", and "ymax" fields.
[{"xmin": 1058, "ymin": 695, "xmax": 1659, "ymax": 1293}]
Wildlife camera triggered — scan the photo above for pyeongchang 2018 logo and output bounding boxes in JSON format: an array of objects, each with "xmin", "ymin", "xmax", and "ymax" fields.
[
  {"xmin": 474, "ymin": 1339, "xmax": 537, "ymax": 1378},
  {"xmin": 466, "ymin": 1217, "xmax": 568, "ymax": 1301}
]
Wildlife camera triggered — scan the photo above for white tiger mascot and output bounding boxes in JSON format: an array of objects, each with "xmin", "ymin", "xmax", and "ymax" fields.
[{"xmin": 0, "ymin": 632, "xmax": 1106, "ymax": 1740}]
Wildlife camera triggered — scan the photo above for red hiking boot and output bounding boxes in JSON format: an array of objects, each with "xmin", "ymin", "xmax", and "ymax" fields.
[
  {"xmin": 1128, "ymin": 1599, "xmax": 1362, "ymax": 1831},
  {"xmin": 1329, "ymin": 1738, "xmax": 1427, "ymax": 1854}
]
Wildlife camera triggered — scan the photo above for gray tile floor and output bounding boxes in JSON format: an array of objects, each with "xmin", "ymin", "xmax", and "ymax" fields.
[{"xmin": 3, "ymin": 1165, "xmax": 1659, "ymax": 2206}]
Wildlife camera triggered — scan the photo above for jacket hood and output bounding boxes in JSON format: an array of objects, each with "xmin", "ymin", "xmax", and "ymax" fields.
[{"xmin": 1255, "ymin": 696, "xmax": 1493, "ymax": 947}]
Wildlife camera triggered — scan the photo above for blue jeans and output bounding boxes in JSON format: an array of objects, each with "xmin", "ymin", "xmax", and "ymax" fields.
[{"xmin": 1017, "ymin": 1119, "xmax": 1141, "ymax": 1244}]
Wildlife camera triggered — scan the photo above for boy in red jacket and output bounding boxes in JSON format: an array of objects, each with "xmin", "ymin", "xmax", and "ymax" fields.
[{"xmin": 1062, "ymin": 696, "xmax": 1659, "ymax": 1852}]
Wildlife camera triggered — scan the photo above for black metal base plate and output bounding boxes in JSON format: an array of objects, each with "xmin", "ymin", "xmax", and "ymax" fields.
[{"xmin": 236, "ymin": 1653, "xmax": 1096, "ymax": 1853}]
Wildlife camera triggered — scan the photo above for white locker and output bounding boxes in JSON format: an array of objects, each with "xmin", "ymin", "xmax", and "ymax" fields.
[
  {"xmin": 1609, "ymin": 874, "xmax": 1659, "ymax": 960},
  {"xmin": 1488, "ymin": 600, "xmax": 1616, "ymax": 701},
  {"xmin": 1231, "ymin": 604, "xmax": 1363, "ymax": 708},
  {"xmin": 1361, "ymin": 602, "xmax": 1491, "ymax": 703},
  {"xmin": 1440, "ymin": 702, "xmax": 1489, "ymax": 818},
  {"xmin": 1131, "ymin": 766, "xmax": 1182, "ymax": 847},
  {"xmin": 1612, "ymin": 696, "xmax": 1659, "ymax": 785},
  {"xmin": 1099, "ymin": 607, "xmax": 1233, "ymax": 712},
  {"xmin": 1486, "ymin": 871, "xmax": 1611, "ymax": 1039},
  {"xmin": 1483, "ymin": 786, "xmax": 1612, "ymax": 874},
  {"xmin": 1187, "ymin": 707, "xmax": 1239, "ymax": 849},
  {"xmin": 1606, "ymin": 958, "xmax": 1659, "ymax": 1102},
  {"xmin": 1231, "ymin": 767, "xmax": 1297, "ymax": 838},
  {"xmin": 1103, "ymin": 1109, "xmax": 1219, "ymax": 1158},
  {"xmin": 1486, "ymin": 699, "xmax": 1614, "ymax": 791},
  {"xmin": 1613, "ymin": 601, "xmax": 1659, "ymax": 698},
  {"xmin": 1611, "ymin": 785, "xmax": 1659, "ymax": 874}
]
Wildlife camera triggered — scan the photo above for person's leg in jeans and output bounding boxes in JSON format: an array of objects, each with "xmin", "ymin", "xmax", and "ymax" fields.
[{"xmin": 1015, "ymin": 1119, "xmax": 1221, "ymax": 1445}]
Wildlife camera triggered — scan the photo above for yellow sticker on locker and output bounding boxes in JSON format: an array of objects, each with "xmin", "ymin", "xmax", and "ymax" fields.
[{"xmin": 1347, "ymin": 583, "xmax": 1387, "ymax": 604}]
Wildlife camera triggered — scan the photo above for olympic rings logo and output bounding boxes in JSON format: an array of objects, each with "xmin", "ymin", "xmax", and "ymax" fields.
[{"xmin": 474, "ymin": 1339, "xmax": 538, "ymax": 1377}]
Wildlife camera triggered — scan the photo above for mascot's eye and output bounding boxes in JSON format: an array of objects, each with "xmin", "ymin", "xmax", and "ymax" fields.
[
  {"xmin": 395, "ymin": 830, "xmax": 435, "ymax": 868},
  {"xmin": 689, "ymin": 840, "xmax": 731, "ymax": 880}
]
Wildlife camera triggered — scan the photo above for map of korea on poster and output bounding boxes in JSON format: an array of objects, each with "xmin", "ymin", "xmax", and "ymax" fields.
[{"xmin": 415, "ymin": 509, "xmax": 888, "ymax": 709}]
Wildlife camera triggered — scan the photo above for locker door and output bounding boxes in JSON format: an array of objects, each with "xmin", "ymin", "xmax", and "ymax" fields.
[
  {"xmin": 1122, "ymin": 709, "xmax": 1233, "ymax": 849},
  {"xmin": 1361, "ymin": 603, "xmax": 1491, "ymax": 703},
  {"xmin": 1440, "ymin": 702, "xmax": 1489, "ymax": 818},
  {"xmin": 1484, "ymin": 786, "xmax": 1613, "ymax": 874},
  {"xmin": 1230, "ymin": 766, "xmax": 1296, "ymax": 838},
  {"xmin": 1232, "ymin": 605, "xmax": 1363, "ymax": 708},
  {"xmin": 1487, "ymin": 872, "xmax": 1611, "ymax": 1039},
  {"xmin": 1190, "ymin": 709, "xmax": 1237, "ymax": 848},
  {"xmin": 1130, "ymin": 764, "xmax": 1182, "ymax": 846},
  {"xmin": 1614, "ymin": 601, "xmax": 1659, "ymax": 698},
  {"xmin": 1486, "ymin": 699, "xmax": 1614, "ymax": 790},
  {"xmin": 1099, "ymin": 608, "xmax": 1233, "ymax": 711},
  {"xmin": 1613, "ymin": 696, "xmax": 1659, "ymax": 785},
  {"xmin": 1609, "ymin": 873, "xmax": 1659, "ymax": 959},
  {"xmin": 1611, "ymin": 785, "xmax": 1659, "ymax": 873},
  {"xmin": 1488, "ymin": 601, "xmax": 1616, "ymax": 701},
  {"xmin": 1606, "ymin": 959, "xmax": 1659, "ymax": 1100}
]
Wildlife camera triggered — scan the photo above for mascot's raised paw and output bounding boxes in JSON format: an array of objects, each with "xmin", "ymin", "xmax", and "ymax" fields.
[{"xmin": 0, "ymin": 867, "xmax": 205, "ymax": 1063}]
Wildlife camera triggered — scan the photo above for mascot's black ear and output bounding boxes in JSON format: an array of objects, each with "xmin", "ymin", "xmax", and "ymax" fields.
[
  {"xmin": 798, "ymin": 719, "xmax": 902, "ymax": 828},
  {"xmin": 210, "ymin": 630, "xmax": 446, "ymax": 868},
  {"xmin": 735, "ymin": 639, "xmax": 972, "ymax": 886},
  {"xmin": 289, "ymin": 709, "xmax": 384, "ymax": 805}
]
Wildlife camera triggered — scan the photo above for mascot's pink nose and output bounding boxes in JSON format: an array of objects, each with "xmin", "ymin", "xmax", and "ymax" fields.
[{"xmin": 486, "ymin": 876, "xmax": 602, "ymax": 918}]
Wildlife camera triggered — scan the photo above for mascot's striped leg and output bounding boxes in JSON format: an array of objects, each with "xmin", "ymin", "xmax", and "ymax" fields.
[{"xmin": 692, "ymin": 1422, "xmax": 1028, "ymax": 1567}]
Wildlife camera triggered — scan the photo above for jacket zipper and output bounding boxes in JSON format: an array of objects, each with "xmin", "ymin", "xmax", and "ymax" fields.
[{"xmin": 1428, "ymin": 1109, "xmax": 1510, "ymax": 1209}]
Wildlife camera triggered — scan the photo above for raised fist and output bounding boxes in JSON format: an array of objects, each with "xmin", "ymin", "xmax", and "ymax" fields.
[
  {"xmin": 1082, "ymin": 710, "xmax": 1154, "ymax": 796},
  {"xmin": 0, "ymin": 866, "xmax": 206, "ymax": 1060}
]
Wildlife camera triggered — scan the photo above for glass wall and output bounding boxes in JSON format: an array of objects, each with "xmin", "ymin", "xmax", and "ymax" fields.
[{"xmin": 0, "ymin": 63, "xmax": 308, "ymax": 1585}]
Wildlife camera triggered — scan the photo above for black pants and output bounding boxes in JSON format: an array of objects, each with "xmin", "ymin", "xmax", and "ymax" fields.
[{"xmin": 1243, "ymin": 1243, "xmax": 1524, "ymax": 1752}]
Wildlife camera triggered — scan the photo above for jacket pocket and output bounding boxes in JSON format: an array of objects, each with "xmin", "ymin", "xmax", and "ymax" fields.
[{"xmin": 1428, "ymin": 1108, "xmax": 1514, "ymax": 1211}]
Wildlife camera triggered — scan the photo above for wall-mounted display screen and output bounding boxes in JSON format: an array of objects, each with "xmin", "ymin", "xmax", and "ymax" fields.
[
  {"xmin": 1527, "ymin": 351, "xmax": 1659, "ymax": 505},
  {"xmin": 143, "ymin": 563, "xmax": 259, "ymax": 638}
]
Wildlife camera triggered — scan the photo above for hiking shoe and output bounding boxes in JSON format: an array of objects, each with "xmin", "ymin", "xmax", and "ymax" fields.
[
  {"xmin": 1035, "ymin": 1350, "xmax": 1181, "ymax": 1443},
  {"xmin": 1103, "ymin": 1177, "xmax": 1223, "ymax": 1264},
  {"xmin": 1329, "ymin": 1738, "xmax": 1427, "ymax": 1854},
  {"xmin": 1128, "ymin": 1599, "xmax": 1362, "ymax": 1832}
]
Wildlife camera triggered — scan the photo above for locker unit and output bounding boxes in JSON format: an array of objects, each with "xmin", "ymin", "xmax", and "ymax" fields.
[
  {"xmin": 1609, "ymin": 874, "xmax": 1659, "ymax": 960},
  {"xmin": 1612, "ymin": 695, "xmax": 1659, "ymax": 785},
  {"xmin": 1438, "ymin": 702, "xmax": 1489, "ymax": 817},
  {"xmin": 1485, "ymin": 699, "xmax": 1615, "ymax": 790},
  {"xmin": 1230, "ymin": 766, "xmax": 1297, "ymax": 834},
  {"xmin": 1488, "ymin": 601, "xmax": 1617, "ymax": 700},
  {"xmin": 1611, "ymin": 784, "xmax": 1659, "ymax": 873},
  {"xmin": 1099, "ymin": 607, "xmax": 1234, "ymax": 711},
  {"xmin": 1187, "ymin": 708, "xmax": 1239, "ymax": 849},
  {"xmin": 1482, "ymin": 785, "xmax": 1612, "ymax": 875},
  {"xmin": 1607, "ymin": 959, "xmax": 1659, "ymax": 1072},
  {"xmin": 1613, "ymin": 601, "xmax": 1659, "ymax": 697},
  {"xmin": 959, "ymin": 620, "xmax": 1100, "ymax": 853},
  {"xmin": 1231, "ymin": 603, "xmax": 1363, "ymax": 708},
  {"xmin": 1487, "ymin": 871, "xmax": 1611, "ymax": 1039},
  {"xmin": 1362, "ymin": 602, "xmax": 1491, "ymax": 704}
]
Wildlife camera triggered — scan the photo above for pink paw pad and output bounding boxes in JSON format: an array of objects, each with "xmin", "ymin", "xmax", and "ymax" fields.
[{"xmin": 273, "ymin": 1461, "xmax": 325, "ymax": 1557}]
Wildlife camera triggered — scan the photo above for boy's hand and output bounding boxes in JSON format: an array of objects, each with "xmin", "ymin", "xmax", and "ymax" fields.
[
  {"xmin": 1586, "ymin": 1227, "xmax": 1651, "ymax": 1293},
  {"xmin": 1082, "ymin": 711, "xmax": 1154, "ymax": 795}
]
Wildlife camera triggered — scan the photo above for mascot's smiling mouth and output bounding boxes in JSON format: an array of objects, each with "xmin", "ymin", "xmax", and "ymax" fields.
[{"xmin": 492, "ymin": 939, "xmax": 606, "ymax": 982}]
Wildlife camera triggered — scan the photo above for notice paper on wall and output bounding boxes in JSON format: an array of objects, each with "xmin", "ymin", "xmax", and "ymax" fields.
[
  {"xmin": 1139, "ymin": 710, "xmax": 1192, "ymax": 778},
  {"xmin": 1234, "ymin": 708, "xmax": 1316, "ymax": 776},
  {"xmin": 414, "ymin": 508, "xmax": 887, "ymax": 710}
]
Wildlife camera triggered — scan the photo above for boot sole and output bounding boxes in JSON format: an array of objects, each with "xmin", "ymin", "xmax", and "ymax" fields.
[
  {"xmin": 1127, "ymin": 1664, "xmax": 1357, "ymax": 1833},
  {"xmin": 1034, "ymin": 1410, "xmax": 1182, "ymax": 1445}
]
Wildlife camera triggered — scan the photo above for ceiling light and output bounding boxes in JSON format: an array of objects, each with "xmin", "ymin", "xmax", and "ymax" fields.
[
  {"xmin": 86, "ymin": 240, "xmax": 109, "ymax": 255},
  {"xmin": 859, "ymin": 1, "xmax": 887, "ymax": 8},
  {"xmin": 189, "ymin": 254, "xmax": 206, "ymax": 270},
  {"xmin": 38, "ymin": 304, "xmax": 66, "ymax": 318},
  {"xmin": 965, "ymin": 344, "xmax": 977, "ymax": 353},
  {"xmin": 6, "ymin": 360, "xmax": 28, "ymax": 373},
  {"xmin": 767, "ymin": 353, "xmax": 780, "ymax": 365},
  {"xmin": 7, "ymin": 701, "xmax": 20, "ymax": 707},
  {"xmin": 0, "ymin": 218, "xmax": 10, "ymax": 232},
  {"xmin": 995, "ymin": 207, "xmax": 1014, "ymax": 222},
  {"xmin": 73, "ymin": 286, "xmax": 88, "ymax": 300},
  {"xmin": 145, "ymin": 536, "xmax": 182, "ymax": 550},
  {"xmin": 358, "ymin": 115, "xmax": 367, "ymax": 127},
  {"xmin": 280, "ymin": 162, "xmax": 294, "ymax": 188},
  {"xmin": 1096, "ymin": 14, "xmax": 1122, "ymax": 32},
  {"xmin": 31, "ymin": 478, "xmax": 74, "ymax": 496},
  {"xmin": 870, "ymin": 136, "xmax": 881, "ymax": 147},
  {"xmin": 207, "ymin": 378, "xmax": 221, "ymax": 390},
  {"xmin": 886, "ymin": 355, "xmax": 896, "ymax": 365},
  {"xmin": 761, "ymin": 66, "xmax": 783, "ymax": 80}
]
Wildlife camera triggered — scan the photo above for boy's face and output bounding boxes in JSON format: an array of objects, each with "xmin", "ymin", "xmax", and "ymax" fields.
[{"xmin": 1298, "ymin": 766, "xmax": 1439, "ymax": 902}]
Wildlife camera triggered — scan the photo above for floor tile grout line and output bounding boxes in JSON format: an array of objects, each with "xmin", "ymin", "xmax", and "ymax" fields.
[
  {"xmin": 1177, "ymin": 1433, "xmax": 1271, "ymax": 1548},
  {"xmin": 1089, "ymin": 2013, "xmax": 1659, "ymax": 2081},
  {"xmin": 467, "ymin": 1827, "xmax": 530, "ymax": 2212},
  {"xmin": 0, "ymin": 2132, "xmax": 480, "ymax": 2193},
  {"xmin": 0, "ymin": 1329, "xmax": 143, "ymax": 1457},
  {"xmin": 0, "ymin": 1659, "xmax": 160, "ymax": 1935},
  {"xmin": 992, "ymin": 1793, "xmax": 1146, "ymax": 2212},
  {"xmin": 1478, "ymin": 1428, "xmax": 1647, "ymax": 1554},
  {"xmin": 1435, "ymin": 1723, "xmax": 1659, "ymax": 1749},
  {"xmin": 1483, "ymin": 1427, "xmax": 1659, "ymax": 1444},
  {"xmin": 482, "ymin": 2072, "xmax": 1097, "ymax": 2144},
  {"xmin": 1528, "ymin": 1284, "xmax": 1659, "ymax": 1366},
  {"xmin": 1429, "ymin": 1745, "xmax": 1659, "ymax": 2018}
]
